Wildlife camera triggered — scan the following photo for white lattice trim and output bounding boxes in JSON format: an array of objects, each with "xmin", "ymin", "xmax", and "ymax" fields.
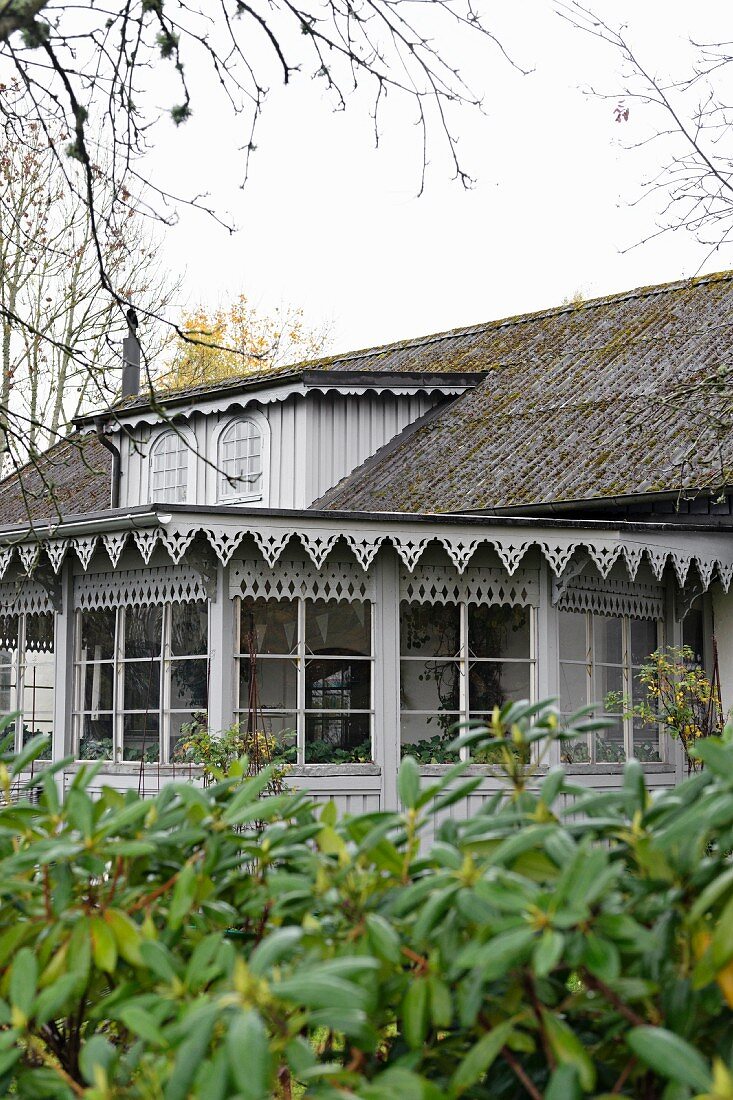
[
  {"xmin": 0, "ymin": 578, "xmax": 54, "ymax": 614},
  {"xmin": 556, "ymin": 576, "xmax": 665, "ymax": 620},
  {"xmin": 230, "ymin": 558, "xmax": 373, "ymax": 602},
  {"xmin": 74, "ymin": 566, "xmax": 208, "ymax": 610},
  {"xmin": 400, "ymin": 564, "xmax": 540, "ymax": 607}
]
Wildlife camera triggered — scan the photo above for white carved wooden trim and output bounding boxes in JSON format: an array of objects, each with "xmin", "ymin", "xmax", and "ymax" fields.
[
  {"xmin": 161, "ymin": 529, "xmax": 196, "ymax": 564},
  {"xmin": 18, "ymin": 543, "xmax": 40, "ymax": 574},
  {"xmin": 74, "ymin": 565, "xmax": 208, "ymax": 610},
  {"xmin": 400, "ymin": 564, "xmax": 541, "ymax": 608},
  {"xmin": 75, "ymin": 535, "xmax": 98, "ymax": 571},
  {"xmin": 0, "ymin": 578, "xmax": 54, "ymax": 614},
  {"xmin": 45, "ymin": 540, "xmax": 69, "ymax": 574},
  {"xmin": 555, "ymin": 576, "xmax": 665, "ymax": 620},
  {"xmin": 102, "ymin": 532, "xmax": 127, "ymax": 567},
  {"xmin": 204, "ymin": 528, "xmax": 245, "ymax": 566},
  {"xmin": 230, "ymin": 558, "xmax": 374, "ymax": 602},
  {"xmin": 133, "ymin": 529, "xmax": 160, "ymax": 564},
  {"xmin": 0, "ymin": 548, "xmax": 13, "ymax": 581}
]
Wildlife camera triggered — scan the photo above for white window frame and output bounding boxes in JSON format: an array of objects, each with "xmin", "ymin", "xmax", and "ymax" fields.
[
  {"xmin": 0, "ymin": 611, "xmax": 55, "ymax": 755},
  {"xmin": 149, "ymin": 427, "xmax": 195, "ymax": 505},
  {"xmin": 72, "ymin": 601, "xmax": 210, "ymax": 764},
  {"xmin": 399, "ymin": 601, "xmax": 538, "ymax": 762},
  {"xmin": 234, "ymin": 595, "xmax": 374, "ymax": 764},
  {"xmin": 215, "ymin": 413, "xmax": 269, "ymax": 505},
  {"xmin": 558, "ymin": 610, "xmax": 665, "ymax": 764}
]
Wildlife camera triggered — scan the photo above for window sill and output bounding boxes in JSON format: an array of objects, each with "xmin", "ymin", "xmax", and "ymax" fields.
[
  {"xmin": 417, "ymin": 762, "xmax": 675, "ymax": 777},
  {"xmin": 287, "ymin": 764, "xmax": 381, "ymax": 777},
  {"xmin": 68, "ymin": 761, "xmax": 206, "ymax": 775}
]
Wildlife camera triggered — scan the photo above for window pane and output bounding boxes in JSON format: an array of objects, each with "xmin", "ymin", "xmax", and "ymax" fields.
[
  {"xmin": 562, "ymin": 737, "xmax": 590, "ymax": 764},
  {"xmin": 151, "ymin": 432, "xmax": 188, "ymax": 504},
  {"xmin": 81, "ymin": 609, "xmax": 115, "ymax": 661},
  {"xmin": 123, "ymin": 660, "xmax": 161, "ymax": 710},
  {"xmin": 240, "ymin": 658, "xmax": 297, "ymax": 711},
  {"xmin": 22, "ymin": 655, "xmax": 54, "ymax": 735},
  {"xmin": 237, "ymin": 715, "xmax": 297, "ymax": 761},
  {"xmin": 305, "ymin": 713, "xmax": 371, "ymax": 763},
  {"xmin": 169, "ymin": 711, "xmax": 206, "ymax": 761},
  {"xmin": 26, "ymin": 612, "xmax": 54, "ymax": 653},
  {"xmin": 123, "ymin": 714, "xmax": 159, "ymax": 762},
  {"xmin": 0, "ymin": 649, "xmax": 17, "ymax": 715},
  {"xmin": 682, "ymin": 607, "xmax": 704, "ymax": 667},
  {"xmin": 124, "ymin": 606, "xmax": 163, "ymax": 659},
  {"xmin": 469, "ymin": 661, "xmax": 531, "ymax": 712},
  {"xmin": 305, "ymin": 600, "xmax": 370, "ymax": 656},
  {"xmin": 400, "ymin": 713, "xmax": 460, "ymax": 762},
  {"xmin": 400, "ymin": 660, "xmax": 460, "ymax": 713},
  {"xmin": 559, "ymin": 662, "xmax": 587, "ymax": 713},
  {"xmin": 241, "ymin": 598, "xmax": 298, "ymax": 655},
  {"xmin": 306, "ymin": 659, "xmax": 370, "ymax": 711},
  {"xmin": 594, "ymin": 718, "xmax": 625, "ymax": 763},
  {"xmin": 81, "ymin": 662, "xmax": 114, "ymax": 713},
  {"xmin": 78, "ymin": 715, "xmax": 113, "ymax": 759},
  {"xmin": 594, "ymin": 616, "xmax": 623, "ymax": 665},
  {"xmin": 633, "ymin": 718, "xmax": 661, "ymax": 762},
  {"xmin": 400, "ymin": 603, "xmax": 460, "ymax": 657},
  {"xmin": 171, "ymin": 601, "xmax": 208, "ymax": 656},
  {"xmin": 468, "ymin": 606, "xmax": 530, "ymax": 659},
  {"xmin": 631, "ymin": 619, "xmax": 658, "ymax": 667},
  {"xmin": 171, "ymin": 659, "xmax": 208, "ymax": 709},
  {"xmin": 558, "ymin": 611, "xmax": 586, "ymax": 662},
  {"xmin": 597, "ymin": 664, "xmax": 623, "ymax": 709},
  {"xmin": 219, "ymin": 419, "xmax": 263, "ymax": 498}
]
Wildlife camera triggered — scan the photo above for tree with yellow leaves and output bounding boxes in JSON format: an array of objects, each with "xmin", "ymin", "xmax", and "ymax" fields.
[{"xmin": 158, "ymin": 295, "xmax": 330, "ymax": 391}]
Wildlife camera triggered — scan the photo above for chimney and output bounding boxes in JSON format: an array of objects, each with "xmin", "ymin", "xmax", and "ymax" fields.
[{"xmin": 121, "ymin": 306, "xmax": 141, "ymax": 397}]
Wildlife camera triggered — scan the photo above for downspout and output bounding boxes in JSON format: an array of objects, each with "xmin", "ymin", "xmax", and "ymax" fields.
[{"xmin": 93, "ymin": 417, "xmax": 121, "ymax": 509}]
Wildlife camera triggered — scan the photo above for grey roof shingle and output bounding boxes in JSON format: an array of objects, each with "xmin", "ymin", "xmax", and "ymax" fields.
[
  {"xmin": 316, "ymin": 271, "xmax": 733, "ymax": 513},
  {"xmin": 0, "ymin": 435, "xmax": 111, "ymax": 526}
]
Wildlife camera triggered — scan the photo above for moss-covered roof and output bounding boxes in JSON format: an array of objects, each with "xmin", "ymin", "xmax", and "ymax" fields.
[
  {"xmin": 316, "ymin": 271, "xmax": 733, "ymax": 513},
  {"xmin": 0, "ymin": 435, "xmax": 112, "ymax": 526}
]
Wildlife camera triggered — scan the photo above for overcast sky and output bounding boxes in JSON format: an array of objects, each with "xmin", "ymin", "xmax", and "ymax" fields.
[{"xmin": 150, "ymin": 1, "xmax": 731, "ymax": 355}]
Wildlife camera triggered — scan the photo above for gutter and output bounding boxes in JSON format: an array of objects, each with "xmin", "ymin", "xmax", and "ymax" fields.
[
  {"xmin": 93, "ymin": 416, "xmax": 121, "ymax": 508},
  {"xmin": 0, "ymin": 509, "xmax": 160, "ymax": 544},
  {"xmin": 470, "ymin": 487, "xmax": 733, "ymax": 518}
]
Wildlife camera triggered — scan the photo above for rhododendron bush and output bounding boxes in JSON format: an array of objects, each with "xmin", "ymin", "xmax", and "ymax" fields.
[{"xmin": 0, "ymin": 702, "xmax": 732, "ymax": 1098}]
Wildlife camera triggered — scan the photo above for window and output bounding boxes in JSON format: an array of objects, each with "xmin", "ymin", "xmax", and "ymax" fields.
[
  {"xmin": 150, "ymin": 430, "xmax": 190, "ymax": 504},
  {"xmin": 0, "ymin": 611, "xmax": 54, "ymax": 759},
  {"xmin": 218, "ymin": 418, "xmax": 264, "ymax": 502},
  {"xmin": 558, "ymin": 611, "xmax": 661, "ymax": 763},
  {"xmin": 236, "ymin": 597, "xmax": 373, "ymax": 763},
  {"xmin": 400, "ymin": 602, "xmax": 536, "ymax": 761},
  {"xmin": 73, "ymin": 601, "xmax": 209, "ymax": 762}
]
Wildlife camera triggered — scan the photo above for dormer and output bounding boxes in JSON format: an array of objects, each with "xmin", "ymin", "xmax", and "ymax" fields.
[{"xmin": 76, "ymin": 366, "xmax": 484, "ymax": 512}]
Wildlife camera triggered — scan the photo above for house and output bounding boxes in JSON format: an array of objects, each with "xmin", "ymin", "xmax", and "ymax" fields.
[{"xmin": 1, "ymin": 270, "xmax": 732, "ymax": 820}]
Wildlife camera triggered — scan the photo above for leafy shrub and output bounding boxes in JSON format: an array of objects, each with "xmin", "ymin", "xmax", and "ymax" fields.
[{"xmin": 1, "ymin": 703, "xmax": 733, "ymax": 1097}]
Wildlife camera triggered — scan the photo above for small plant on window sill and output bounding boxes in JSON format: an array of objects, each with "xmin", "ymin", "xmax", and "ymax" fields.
[
  {"xmin": 605, "ymin": 646, "xmax": 727, "ymax": 774},
  {"xmin": 172, "ymin": 716, "xmax": 288, "ymax": 790}
]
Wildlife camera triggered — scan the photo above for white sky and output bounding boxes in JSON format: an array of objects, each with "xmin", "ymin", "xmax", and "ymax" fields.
[{"xmin": 149, "ymin": 1, "xmax": 732, "ymax": 355}]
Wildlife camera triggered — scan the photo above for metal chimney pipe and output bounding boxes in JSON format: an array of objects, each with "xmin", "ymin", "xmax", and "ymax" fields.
[{"xmin": 121, "ymin": 306, "xmax": 141, "ymax": 397}]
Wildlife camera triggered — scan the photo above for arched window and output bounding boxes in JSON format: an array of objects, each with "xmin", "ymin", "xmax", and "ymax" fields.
[
  {"xmin": 150, "ymin": 430, "xmax": 190, "ymax": 504},
  {"xmin": 217, "ymin": 417, "xmax": 264, "ymax": 501}
]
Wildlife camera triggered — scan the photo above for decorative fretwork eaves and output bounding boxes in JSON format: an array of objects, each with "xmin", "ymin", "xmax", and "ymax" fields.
[
  {"xmin": 74, "ymin": 566, "xmax": 208, "ymax": 610},
  {"xmin": 0, "ymin": 521, "xmax": 729, "ymax": 601}
]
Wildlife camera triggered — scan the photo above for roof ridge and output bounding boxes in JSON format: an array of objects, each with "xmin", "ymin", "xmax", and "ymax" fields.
[{"xmin": 281, "ymin": 269, "xmax": 733, "ymax": 372}]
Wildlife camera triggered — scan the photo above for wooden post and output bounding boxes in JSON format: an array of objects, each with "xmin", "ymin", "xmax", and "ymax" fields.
[{"xmin": 373, "ymin": 545, "xmax": 400, "ymax": 811}]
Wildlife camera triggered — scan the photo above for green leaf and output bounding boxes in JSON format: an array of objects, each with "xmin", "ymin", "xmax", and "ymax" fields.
[
  {"xmin": 140, "ymin": 941, "xmax": 181, "ymax": 984},
  {"xmin": 118, "ymin": 1005, "xmax": 167, "ymax": 1047},
  {"xmin": 10, "ymin": 732, "xmax": 50, "ymax": 777},
  {"xmin": 10, "ymin": 947, "xmax": 37, "ymax": 1016},
  {"xmin": 320, "ymin": 800, "xmax": 337, "ymax": 826},
  {"xmin": 401, "ymin": 979, "xmax": 429, "ymax": 1049},
  {"xmin": 545, "ymin": 1064, "xmax": 582, "ymax": 1100},
  {"xmin": 90, "ymin": 915, "xmax": 117, "ymax": 973},
  {"xmin": 687, "ymin": 865, "xmax": 733, "ymax": 925},
  {"xmin": 449, "ymin": 1019, "xmax": 513, "ymax": 1094},
  {"xmin": 583, "ymin": 932, "xmax": 620, "ymax": 981},
  {"xmin": 429, "ymin": 976, "xmax": 452, "ymax": 1029},
  {"xmin": 33, "ymin": 974, "xmax": 79, "ymax": 1025},
  {"xmin": 105, "ymin": 909, "xmax": 143, "ymax": 967},
  {"xmin": 249, "ymin": 927, "xmax": 302, "ymax": 977},
  {"xmin": 533, "ymin": 929, "xmax": 564, "ymax": 978},
  {"xmin": 165, "ymin": 1012, "xmax": 216, "ymax": 1100},
  {"xmin": 543, "ymin": 1011, "xmax": 596, "ymax": 1092},
  {"xmin": 712, "ymin": 892, "xmax": 733, "ymax": 969},
  {"xmin": 227, "ymin": 1010, "xmax": 272, "ymax": 1099},
  {"xmin": 168, "ymin": 863, "xmax": 197, "ymax": 930},
  {"xmin": 398, "ymin": 755, "xmax": 421, "ymax": 810},
  {"xmin": 276, "ymin": 972, "xmax": 366, "ymax": 1010},
  {"xmin": 366, "ymin": 913, "xmax": 401, "ymax": 964},
  {"xmin": 626, "ymin": 1027, "xmax": 712, "ymax": 1092},
  {"xmin": 79, "ymin": 1035, "xmax": 116, "ymax": 1086}
]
